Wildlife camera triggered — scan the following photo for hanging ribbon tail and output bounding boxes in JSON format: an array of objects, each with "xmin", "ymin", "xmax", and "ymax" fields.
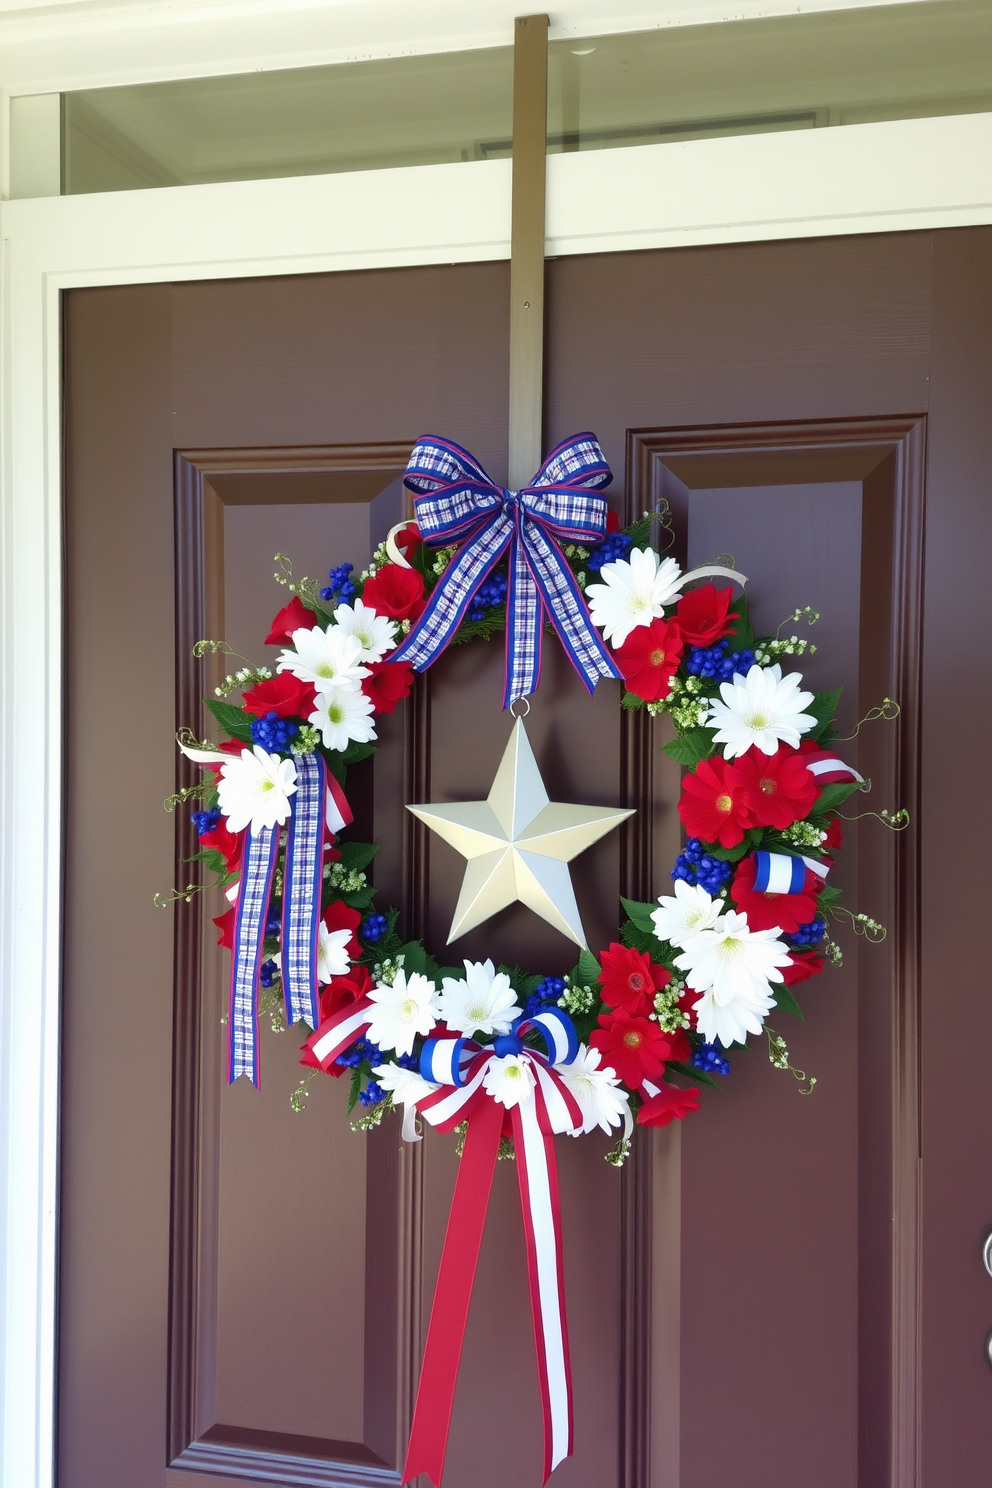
[
  {"xmin": 402, "ymin": 1096, "xmax": 504, "ymax": 1488},
  {"xmin": 674, "ymin": 563, "xmax": 748, "ymax": 592},
  {"xmin": 390, "ymin": 511, "xmax": 514, "ymax": 674},
  {"xmin": 228, "ymin": 822, "xmax": 279, "ymax": 1086},
  {"xmin": 281, "ymin": 752, "xmax": 326, "ymax": 1030},
  {"xmin": 512, "ymin": 1088, "xmax": 574, "ymax": 1483},
  {"xmin": 325, "ymin": 769, "xmax": 353, "ymax": 833},
  {"xmin": 304, "ymin": 996, "xmax": 375, "ymax": 1072}
]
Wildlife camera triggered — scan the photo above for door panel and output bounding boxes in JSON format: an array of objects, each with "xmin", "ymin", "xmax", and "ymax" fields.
[{"xmin": 61, "ymin": 233, "xmax": 992, "ymax": 1488}]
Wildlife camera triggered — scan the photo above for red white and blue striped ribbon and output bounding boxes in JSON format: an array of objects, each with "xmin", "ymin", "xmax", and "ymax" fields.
[
  {"xmin": 752, "ymin": 849, "xmax": 830, "ymax": 895},
  {"xmin": 280, "ymin": 752, "xmax": 326, "ymax": 1031},
  {"xmin": 389, "ymin": 434, "xmax": 623, "ymax": 708}
]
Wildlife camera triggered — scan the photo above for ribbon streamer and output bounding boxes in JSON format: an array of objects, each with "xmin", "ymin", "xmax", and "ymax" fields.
[
  {"xmin": 228, "ymin": 823, "xmax": 279, "ymax": 1086},
  {"xmin": 390, "ymin": 434, "xmax": 623, "ymax": 708},
  {"xmin": 281, "ymin": 752, "xmax": 326, "ymax": 1030},
  {"xmin": 752, "ymin": 849, "xmax": 830, "ymax": 896},
  {"xmin": 803, "ymin": 747, "xmax": 863, "ymax": 785}
]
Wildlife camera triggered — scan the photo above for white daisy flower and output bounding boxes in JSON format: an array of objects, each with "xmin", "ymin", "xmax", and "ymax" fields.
[
  {"xmin": 316, "ymin": 922, "xmax": 352, "ymax": 984},
  {"xmin": 673, "ymin": 910, "xmax": 792, "ymax": 1048},
  {"xmin": 372, "ymin": 1060, "xmax": 438, "ymax": 1110},
  {"xmin": 217, "ymin": 746, "xmax": 297, "ymax": 834},
  {"xmin": 309, "ymin": 687, "xmax": 377, "ymax": 752},
  {"xmin": 705, "ymin": 663, "xmax": 816, "ymax": 759},
  {"xmin": 651, "ymin": 880, "xmax": 723, "ymax": 948},
  {"xmin": 483, "ymin": 1053, "xmax": 536, "ymax": 1109},
  {"xmin": 364, "ymin": 969, "xmax": 438, "ymax": 1057},
  {"xmin": 333, "ymin": 599, "xmax": 397, "ymax": 662},
  {"xmin": 556, "ymin": 1044, "xmax": 631, "ymax": 1136},
  {"xmin": 435, "ymin": 959, "xmax": 519, "ymax": 1039},
  {"xmin": 585, "ymin": 548, "xmax": 684, "ymax": 647},
  {"xmin": 277, "ymin": 624, "xmax": 369, "ymax": 692}
]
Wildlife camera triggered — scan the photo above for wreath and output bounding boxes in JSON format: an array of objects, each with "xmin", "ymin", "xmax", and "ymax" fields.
[{"xmin": 166, "ymin": 433, "xmax": 897, "ymax": 1486}]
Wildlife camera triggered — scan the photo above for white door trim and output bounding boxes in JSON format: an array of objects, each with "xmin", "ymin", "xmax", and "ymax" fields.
[{"xmin": 2, "ymin": 109, "xmax": 990, "ymax": 1488}]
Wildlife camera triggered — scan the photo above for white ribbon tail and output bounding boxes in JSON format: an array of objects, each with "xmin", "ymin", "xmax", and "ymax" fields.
[
  {"xmin": 180, "ymin": 740, "xmax": 236, "ymax": 765},
  {"xmin": 673, "ymin": 564, "xmax": 748, "ymax": 592},
  {"xmin": 401, "ymin": 1102, "xmax": 422, "ymax": 1143},
  {"xmin": 385, "ymin": 521, "xmax": 414, "ymax": 568}
]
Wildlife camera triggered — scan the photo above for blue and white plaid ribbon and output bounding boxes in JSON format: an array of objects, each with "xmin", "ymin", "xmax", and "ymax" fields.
[
  {"xmin": 280, "ymin": 752, "xmax": 325, "ymax": 1031},
  {"xmin": 390, "ymin": 434, "xmax": 624, "ymax": 708},
  {"xmin": 228, "ymin": 822, "xmax": 280, "ymax": 1086}
]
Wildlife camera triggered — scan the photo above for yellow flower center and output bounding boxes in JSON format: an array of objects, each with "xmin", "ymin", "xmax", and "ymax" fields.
[
  {"xmin": 760, "ymin": 777, "xmax": 777, "ymax": 795},
  {"xmin": 400, "ymin": 998, "xmax": 418, "ymax": 1018},
  {"xmin": 259, "ymin": 779, "xmax": 274, "ymax": 792},
  {"xmin": 716, "ymin": 936, "xmax": 745, "ymax": 960},
  {"xmin": 329, "ymin": 704, "xmax": 344, "ymax": 723},
  {"xmin": 716, "ymin": 793, "xmax": 733, "ymax": 814},
  {"xmin": 504, "ymin": 1063, "xmax": 522, "ymax": 1080},
  {"xmin": 316, "ymin": 662, "xmax": 335, "ymax": 678},
  {"xmin": 650, "ymin": 648, "xmax": 667, "ymax": 666},
  {"xmin": 623, "ymin": 1031, "xmax": 642, "ymax": 1048},
  {"xmin": 745, "ymin": 711, "xmax": 770, "ymax": 729}
]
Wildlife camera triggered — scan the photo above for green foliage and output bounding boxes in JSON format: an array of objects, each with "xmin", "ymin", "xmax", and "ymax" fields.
[
  {"xmin": 325, "ymin": 739, "xmax": 376, "ymax": 785},
  {"xmin": 183, "ymin": 847, "xmax": 229, "ymax": 876},
  {"xmin": 726, "ymin": 595, "xmax": 757, "ymax": 653},
  {"xmin": 348, "ymin": 1067, "xmax": 363, "ymax": 1113},
  {"xmin": 620, "ymin": 918, "xmax": 677, "ymax": 969},
  {"xmin": 205, "ymin": 697, "xmax": 254, "ymax": 743},
  {"xmin": 620, "ymin": 896, "xmax": 657, "ymax": 931},
  {"xmin": 620, "ymin": 690, "xmax": 647, "ymax": 712},
  {"xmin": 576, "ymin": 947, "xmax": 602, "ymax": 985},
  {"xmin": 337, "ymin": 841, "xmax": 379, "ymax": 873},
  {"xmin": 661, "ymin": 728, "xmax": 715, "ymax": 767},
  {"xmin": 806, "ymin": 687, "xmax": 843, "ymax": 743},
  {"xmin": 772, "ymin": 982, "xmax": 805, "ymax": 1019},
  {"xmin": 707, "ymin": 828, "xmax": 765, "ymax": 862},
  {"xmin": 667, "ymin": 1059, "xmax": 719, "ymax": 1091},
  {"xmin": 812, "ymin": 780, "xmax": 860, "ymax": 816}
]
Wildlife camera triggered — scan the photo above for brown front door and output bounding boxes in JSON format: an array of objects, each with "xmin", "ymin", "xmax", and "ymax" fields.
[{"xmin": 61, "ymin": 232, "xmax": 992, "ymax": 1488}]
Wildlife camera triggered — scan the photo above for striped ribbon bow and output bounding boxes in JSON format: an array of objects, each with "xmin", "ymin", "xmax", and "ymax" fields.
[{"xmin": 390, "ymin": 434, "xmax": 624, "ymax": 708}]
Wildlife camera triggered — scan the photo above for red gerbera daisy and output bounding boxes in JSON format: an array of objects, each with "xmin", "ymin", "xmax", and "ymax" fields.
[
  {"xmin": 613, "ymin": 618, "xmax": 684, "ymax": 702},
  {"xmin": 677, "ymin": 755, "xmax": 753, "ymax": 848},
  {"xmin": 674, "ymin": 583, "xmax": 735, "ymax": 647},
  {"xmin": 361, "ymin": 563, "xmax": 426, "ymax": 622},
  {"xmin": 362, "ymin": 658, "xmax": 414, "ymax": 715},
  {"xmin": 734, "ymin": 744, "xmax": 819, "ymax": 830},
  {"xmin": 780, "ymin": 953, "xmax": 825, "ymax": 986},
  {"xmin": 730, "ymin": 854, "xmax": 819, "ymax": 934},
  {"xmin": 598, "ymin": 943, "xmax": 670, "ymax": 1014},
  {"xmin": 242, "ymin": 672, "xmax": 316, "ymax": 720},
  {"xmin": 637, "ymin": 1082, "xmax": 701, "ymax": 1128},
  {"xmin": 590, "ymin": 1008, "xmax": 677, "ymax": 1090},
  {"xmin": 264, "ymin": 595, "xmax": 315, "ymax": 646},
  {"xmin": 322, "ymin": 899, "xmax": 362, "ymax": 958}
]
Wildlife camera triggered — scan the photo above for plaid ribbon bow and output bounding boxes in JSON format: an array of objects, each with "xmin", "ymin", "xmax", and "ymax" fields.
[{"xmin": 390, "ymin": 434, "xmax": 624, "ymax": 707}]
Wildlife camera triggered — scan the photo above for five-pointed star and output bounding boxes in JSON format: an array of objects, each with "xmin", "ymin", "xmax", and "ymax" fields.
[{"xmin": 407, "ymin": 719, "xmax": 634, "ymax": 947}]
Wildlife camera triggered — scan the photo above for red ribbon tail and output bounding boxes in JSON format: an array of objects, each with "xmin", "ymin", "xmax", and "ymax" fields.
[{"xmin": 402, "ymin": 1096, "xmax": 503, "ymax": 1487}]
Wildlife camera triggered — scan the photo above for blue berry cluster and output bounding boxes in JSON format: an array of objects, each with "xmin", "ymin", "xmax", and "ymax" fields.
[
  {"xmin": 524, "ymin": 976, "xmax": 566, "ymax": 1018},
  {"xmin": 586, "ymin": 530, "xmax": 633, "ymax": 572},
  {"xmin": 789, "ymin": 919, "xmax": 826, "ymax": 947},
  {"xmin": 191, "ymin": 806, "xmax": 222, "ymax": 837},
  {"xmin": 362, "ymin": 913, "xmax": 389, "ymax": 942},
  {"xmin": 671, "ymin": 838, "xmax": 733, "ymax": 895},
  {"xmin": 396, "ymin": 1051, "xmax": 421, "ymax": 1071},
  {"xmin": 685, "ymin": 638, "xmax": 756, "ymax": 682},
  {"xmin": 265, "ymin": 911, "xmax": 282, "ymax": 938},
  {"xmin": 468, "ymin": 568, "xmax": 508, "ymax": 622},
  {"xmin": 336, "ymin": 1036, "xmax": 381, "ymax": 1070},
  {"xmin": 693, "ymin": 1041, "xmax": 731, "ymax": 1076},
  {"xmin": 359, "ymin": 1080, "xmax": 385, "ymax": 1107},
  {"xmin": 250, "ymin": 710, "xmax": 299, "ymax": 752},
  {"xmin": 320, "ymin": 562, "xmax": 356, "ymax": 603},
  {"xmin": 260, "ymin": 959, "xmax": 279, "ymax": 989}
]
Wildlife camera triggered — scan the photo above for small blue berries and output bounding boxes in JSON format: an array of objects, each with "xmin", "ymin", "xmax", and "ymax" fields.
[
  {"xmin": 693, "ymin": 1042, "xmax": 731, "ymax": 1076},
  {"xmin": 525, "ymin": 976, "xmax": 566, "ymax": 1018},
  {"xmin": 672, "ymin": 838, "xmax": 732, "ymax": 896},
  {"xmin": 259, "ymin": 959, "xmax": 279, "ymax": 988},
  {"xmin": 362, "ymin": 913, "xmax": 389, "ymax": 942},
  {"xmin": 468, "ymin": 567, "xmax": 508, "ymax": 622},
  {"xmin": 789, "ymin": 919, "xmax": 826, "ymax": 947},
  {"xmin": 250, "ymin": 710, "xmax": 299, "ymax": 752},
  {"xmin": 320, "ymin": 562, "xmax": 356, "ymax": 603},
  {"xmin": 335, "ymin": 1037, "xmax": 381, "ymax": 1070},
  {"xmin": 586, "ymin": 530, "xmax": 634, "ymax": 572},
  {"xmin": 685, "ymin": 639, "xmax": 755, "ymax": 682},
  {"xmin": 359, "ymin": 1081, "xmax": 385, "ymax": 1107},
  {"xmin": 191, "ymin": 807, "xmax": 222, "ymax": 836}
]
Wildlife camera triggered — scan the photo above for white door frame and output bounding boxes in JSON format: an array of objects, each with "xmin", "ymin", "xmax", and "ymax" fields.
[{"xmin": 2, "ymin": 110, "xmax": 991, "ymax": 1488}]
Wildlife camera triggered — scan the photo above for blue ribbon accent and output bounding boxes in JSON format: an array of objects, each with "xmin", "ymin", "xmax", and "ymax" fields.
[
  {"xmin": 753, "ymin": 850, "xmax": 807, "ymax": 895},
  {"xmin": 419, "ymin": 1007, "xmax": 580, "ymax": 1083},
  {"xmin": 281, "ymin": 752, "xmax": 326, "ymax": 1030},
  {"xmin": 390, "ymin": 434, "xmax": 624, "ymax": 708},
  {"xmin": 229, "ymin": 822, "xmax": 280, "ymax": 1086}
]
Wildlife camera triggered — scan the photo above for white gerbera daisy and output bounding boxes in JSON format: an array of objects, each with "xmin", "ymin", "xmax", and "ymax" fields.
[
  {"xmin": 651, "ymin": 880, "xmax": 723, "ymax": 948},
  {"xmin": 556, "ymin": 1044, "xmax": 631, "ymax": 1136},
  {"xmin": 364, "ymin": 970, "xmax": 438, "ymax": 1057},
  {"xmin": 435, "ymin": 959, "xmax": 519, "ymax": 1038},
  {"xmin": 316, "ymin": 922, "xmax": 352, "ymax": 984},
  {"xmin": 277, "ymin": 624, "xmax": 368, "ymax": 692},
  {"xmin": 309, "ymin": 687, "xmax": 377, "ymax": 751},
  {"xmin": 333, "ymin": 599, "xmax": 397, "ymax": 662},
  {"xmin": 585, "ymin": 548, "xmax": 684, "ymax": 647},
  {"xmin": 673, "ymin": 909, "xmax": 792, "ymax": 1047},
  {"xmin": 217, "ymin": 746, "xmax": 297, "ymax": 833},
  {"xmin": 372, "ymin": 1060, "xmax": 438, "ymax": 1110},
  {"xmin": 483, "ymin": 1053, "xmax": 536, "ymax": 1109},
  {"xmin": 705, "ymin": 663, "xmax": 816, "ymax": 759}
]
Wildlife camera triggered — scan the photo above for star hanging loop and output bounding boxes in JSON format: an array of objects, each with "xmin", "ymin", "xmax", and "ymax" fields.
[{"xmin": 407, "ymin": 718, "xmax": 634, "ymax": 946}]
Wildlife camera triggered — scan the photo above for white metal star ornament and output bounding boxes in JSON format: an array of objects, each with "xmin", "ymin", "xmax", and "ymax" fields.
[{"xmin": 407, "ymin": 718, "xmax": 634, "ymax": 947}]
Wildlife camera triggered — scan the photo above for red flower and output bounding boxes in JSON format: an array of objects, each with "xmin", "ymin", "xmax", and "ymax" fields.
[
  {"xmin": 822, "ymin": 816, "xmax": 843, "ymax": 851},
  {"xmin": 362, "ymin": 658, "xmax": 414, "ymax": 715},
  {"xmin": 637, "ymin": 1083, "xmax": 701, "ymax": 1128},
  {"xmin": 678, "ymin": 755, "xmax": 753, "ymax": 848},
  {"xmin": 242, "ymin": 672, "xmax": 316, "ymax": 720},
  {"xmin": 362, "ymin": 564, "xmax": 426, "ymax": 622},
  {"xmin": 200, "ymin": 820, "xmax": 244, "ymax": 873},
  {"xmin": 590, "ymin": 1008, "xmax": 679, "ymax": 1090},
  {"xmin": 730, "ymin": 854, "xmax": 819, "ymax": 934},
  {"xmin": 323, "ymin": 899, "xmax": 361, "ymax": 959},
  {"xmin": 780, "ymin": 953, "xmax": 825, "ymax": 987},
  {"xmin": 675, "ymin": 584, "xmax": 735, "ymax": 647},
  {"xmin": 613, "ymin": 618, "xmax": 684, "ymax": 702},
  {"xmin": 392, "ymin": 523, "xmax": 423, "ymax": 559},
  {"xmin": 318, "ymin": 963, "xmax": 374, "ymax": 1024},
  {"xmin": 734, "ymin": 745, "xmax": 819, "ymax": 831},
  {"xmin": 265, "ymin": 595, "xmax": 315, "ymax": 646},
  {"xmin": 605, "ymin": 511, "xmax": 621, "ymax": 534},
  {"xmin": 598, "ymin": 943, "xmax": 670, "ymax": 1015},
  {"xmin": 213, "ymin": 907, "xmax": 236, "ymax": 948}
]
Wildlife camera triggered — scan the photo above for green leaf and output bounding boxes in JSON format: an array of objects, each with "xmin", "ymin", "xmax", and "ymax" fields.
[
  {"xmin": 661, "ymin": 729, "xmax": 715, "ymax": 767},
  {"xmin": 772, "ymin": 982, "xmax": 805, "ymax": 1019},
  {"xmin": 576, "ymin": 947, "xmax": 602, "ymax": 985},
  {"xmin": 339, "ymin": 740, "xmax": 376, "ymax": 767},
  {"xmin": 813, "ymin": 780, "xmax": 860, "ymax": 815},
  {"xmin": 620, "ymin": 919, "xmax": 677, "ymax": 968},
  {"xmin": 337, "ymin": 841, "xmax": 379, "ymax": 872},
  {"xmin": 707, "ymin": 839, "xmax": 751, "ymax": 862},
  {"xmin": 818, "ymin": 884, "xmax": 843, "ymax": 908},
  {"xmin": 347, "ymin": 1067, "xmax": 362, "ymax": 1113},
  {"xmin": 183, "ymin": 848, "xmax": 228, "ymax": 875},
  {"xmin": 620, "ymin": 690, "xmax": 647, "ymax": 712},
  {"xmin": 397, "ymin": 940, "xmax": 428, "ymax": 976},
  {"xmin": 667, "ymin": 1059, "xmax": 720, "ymax": 1091},
  {"xmin": 620, "ymin": 895, "xmax": 657, "ymax": 930},
  {"xmin": 726, "ymin": 595, "xmax": 756, "ymax": 652},
  {"xmin": 436, "ymin": 966, "xmax": 465, "ymax": 985},
  {"xmin": 339, "ymin": 887, "xmax": 375, "ymax": 910},
  {"xmin": 205, "ymin": 697, "xmax": 254, "ymax": 743},
  {"xmin": 806, "ymin": 688, "xmax": 843, "ymax": 742}
]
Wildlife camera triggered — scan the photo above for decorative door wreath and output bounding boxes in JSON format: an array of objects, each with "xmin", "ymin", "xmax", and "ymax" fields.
[{"xmin": 167, "ymin": 434, "xmax": 899, "ymax": 1487}]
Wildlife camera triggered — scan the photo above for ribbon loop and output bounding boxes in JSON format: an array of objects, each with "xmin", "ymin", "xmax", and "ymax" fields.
[{"xmin": 390, "ymin": 434, "xmax": 623, "ymax": 707}]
